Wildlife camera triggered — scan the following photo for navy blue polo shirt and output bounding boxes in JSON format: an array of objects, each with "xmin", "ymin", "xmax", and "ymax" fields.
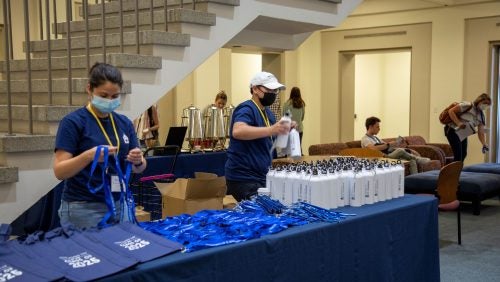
[
  {"xmin": 55, "ymin": 107, "xmax": 139, "ymax": 202},
  {"xmin": 225, "ymin": 100, "xmax": 276, "ymax": 183}
]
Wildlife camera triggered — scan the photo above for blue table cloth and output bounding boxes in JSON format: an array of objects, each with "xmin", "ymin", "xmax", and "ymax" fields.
[
  {"xmin": 99, "ymin": 194, "xmax": 439, "ymax": 282},
  {"xmin": 144, "ymin": 151, "xmax": 227, "ymax": 178}
]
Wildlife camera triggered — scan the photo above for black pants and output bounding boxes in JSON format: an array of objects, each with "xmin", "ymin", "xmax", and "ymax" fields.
[
  {"xmin": 226, "ymin": 179, "xmax": 265, "ymax": 202},
  {"xmin": 444, "ymin": 125, "xmax": 468, "ymax": 162}
]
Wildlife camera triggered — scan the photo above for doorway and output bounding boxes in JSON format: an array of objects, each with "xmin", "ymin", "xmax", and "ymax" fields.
[{"xmin": 353, "ymin": 50, "xmax": 411, "ymax": 140}]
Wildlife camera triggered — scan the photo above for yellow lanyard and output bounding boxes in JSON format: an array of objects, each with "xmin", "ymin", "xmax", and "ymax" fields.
[
  {"xmin": 251, "ymin": 99, "xmax": 270, "ymax": 127},
  {"xmin": 87, "ymin": 104, "xmax": 120, "ymax": 152}
]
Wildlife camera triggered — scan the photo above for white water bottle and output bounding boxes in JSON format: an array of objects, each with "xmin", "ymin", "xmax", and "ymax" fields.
[
  {"xmin": 351, "ymin": 167, "xmax": 364, "ymax": 207},
  {"xmin": 275, "ymin": 111, "xmax": 291, "ymax": 149},
  {"xmin": 287, "ymin": 128, "xmax": 302, "ymax": 159},
  {"xmin": 394, "ymin": 160, "xmax": 405, "ymax": 198},
  {"xmin": 266, "ymin": 166, "xmax": 276, "ymax": 198}
]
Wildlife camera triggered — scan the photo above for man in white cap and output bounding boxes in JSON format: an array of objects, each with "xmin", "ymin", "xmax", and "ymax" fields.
[{"xmin": 225, "ymin": 71, "xmax": 292, "ymax": 201}]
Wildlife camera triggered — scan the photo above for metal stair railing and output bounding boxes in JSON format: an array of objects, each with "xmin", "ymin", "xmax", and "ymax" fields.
[{"xmin": 1, "ymin": 0, "xmax": 199, "ymax": 136}]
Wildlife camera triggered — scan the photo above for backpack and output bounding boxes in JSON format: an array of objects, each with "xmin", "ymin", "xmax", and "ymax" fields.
[{"xmin": 439, "ymin": 102, "xmax": 472, "ymax": 125}]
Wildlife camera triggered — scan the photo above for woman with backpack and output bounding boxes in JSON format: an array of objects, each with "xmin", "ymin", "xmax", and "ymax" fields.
[{"xmin": 444, "ymin": 93, "xmax": 491, "ymax": 161}]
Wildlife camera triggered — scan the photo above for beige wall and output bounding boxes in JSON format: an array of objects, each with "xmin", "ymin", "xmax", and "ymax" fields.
[
  {"xmin": 352, "ymin": 50, "xmax": 411, "ymax": 140},
  {"xmin": 141, "ymin": 2, "xmax": 500, "ymax": 165},
  {"xmin": 314, "ymin": 1, "xmax": 500, "ymax": 165},
  {"xmin": 463, "ymin": 16, "xmax": 500, "ymax": 162},
  {"xmin": 283, "ymin": 31, "xmax": 322, "ymax": 152},
  {"xmin": 322, "ymin": 23, "xmax": 432, "ymax": 143},
  {"xmin": 231, "ymin": 52, "xmax": 262, "ymax": 105}
]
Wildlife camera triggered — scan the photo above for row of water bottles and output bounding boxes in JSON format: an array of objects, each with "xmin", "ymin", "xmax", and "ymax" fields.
[{"xmin": 266, "ymin": 157, "xmax": 405, "ymax": 208}]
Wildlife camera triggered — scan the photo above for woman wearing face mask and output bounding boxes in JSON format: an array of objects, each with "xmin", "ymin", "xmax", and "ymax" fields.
[
  {"xmin": 53, "ymin": 62, "xmax": 146, "ymax": 228},
  {"xmin": 445, "ymin": 93, "xmax": 492, "ymax": 162},
  {"xmin": 225, "ymin": 71, "xmax": 292, "ymax": 201}
]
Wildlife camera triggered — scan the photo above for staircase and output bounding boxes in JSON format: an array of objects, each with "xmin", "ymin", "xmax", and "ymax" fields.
[{"xmin": 0, "ymin": 0, "xmax": 362, "ymax": 223}]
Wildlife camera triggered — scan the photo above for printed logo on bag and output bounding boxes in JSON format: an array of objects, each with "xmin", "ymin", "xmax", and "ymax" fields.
[
  {"xmin": 115, "ymin": 236, "xmax": 150, "ymax": 251},
  {"xmin": 59, "ymin": 252, "xmax": 101, "ymax": 268},
  {"xmin": 123, "ymin": 133, "xmax": 130, "ymax": 144},
  {"xmin": 0, "ymin": 265, "xmax": 23, "ymax": 281}
]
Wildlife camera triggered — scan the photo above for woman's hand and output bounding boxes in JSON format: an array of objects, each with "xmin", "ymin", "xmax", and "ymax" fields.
[
  {"xmin": 87, "ymin": 145, "xmax": 117, "ymax": 163},
  {"xmin": 127, "ymin": 147, "xmax": 143, "ymax": 166}
]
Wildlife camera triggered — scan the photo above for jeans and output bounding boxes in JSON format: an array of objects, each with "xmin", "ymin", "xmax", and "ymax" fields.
[
  {"xmin": 226, "ymin": 179, "xmax": 265, "ymax": 201},
  {"xmin": 444, "ymin": 125, "xmax": 468, "ymax": 162},
  {"xmin": 59, "ymin": 200, "xmax": 129, "ymax": 228},
  {"xmin": 387, "ymin": 148, "xmax": 418, "ymax": 174}
]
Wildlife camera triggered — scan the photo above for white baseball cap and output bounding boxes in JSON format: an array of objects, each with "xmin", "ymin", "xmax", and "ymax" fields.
[{"xmin": 249, "ymin": 71, "xmax": 286, "ymax": 90}]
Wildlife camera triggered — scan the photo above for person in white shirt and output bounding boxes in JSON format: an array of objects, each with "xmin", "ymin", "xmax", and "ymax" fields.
[
  {"xmin": 444, "ymin": 93, "xmax": 491, "ymax": 162},
  {"xmin": 361, "ymin": 116, "xmax": 430, "ymax": 175}
]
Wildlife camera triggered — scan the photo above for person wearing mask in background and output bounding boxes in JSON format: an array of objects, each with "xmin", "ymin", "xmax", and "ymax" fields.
[
  {"xmin": 445, "ymin": 93, "xmax": 491, "ymax": 162},
  {"xmin": 53, "ymin": 62, "xmax": 146, "ymax": 228},
  {"xmin": 283, "ymin": 86, "xmax": 305, "ymax": 145},
  {"xmin": 225, "ymin": 72, "xmax": 293, "ymax": 201},
  {"xmin": 362, "ymin": 116, "xmax": 430, "ymax": 175},
  {"xmin": 135, "ymin": 105, "xmax": 160, "ymax": 149}
]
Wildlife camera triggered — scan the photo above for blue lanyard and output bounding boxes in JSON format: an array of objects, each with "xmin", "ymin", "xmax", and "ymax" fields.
[
  {"xmin": 87, "ymin": 145, "xmax": 137, "ymax": 227},
  {"xmin": 87, "ymin": 146, "xmax": 116, "ymax": 227},
  {"xmin": 113, "ymin": 153, "xmax": 137, "ymax": 224}
]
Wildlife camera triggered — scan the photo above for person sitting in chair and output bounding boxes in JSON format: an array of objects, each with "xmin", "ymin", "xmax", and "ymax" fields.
[{"xmin": 361, "ymin": 116, "xmax": 430, "ymax": 175}]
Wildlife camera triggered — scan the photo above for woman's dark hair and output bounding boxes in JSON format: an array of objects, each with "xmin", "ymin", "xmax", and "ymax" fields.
[
  {"xmin": 288, "ymin": 87, "xmax": 305, "ymax": 108},
  {"xmin": 88, "ymin": 62, "xmax": 123, "ymax": 90}
]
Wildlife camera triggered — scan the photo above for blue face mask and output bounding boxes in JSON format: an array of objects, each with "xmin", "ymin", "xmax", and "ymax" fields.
[{"xmin": 91, "ymin": 94, "xmax": 121, "ymax": 113}]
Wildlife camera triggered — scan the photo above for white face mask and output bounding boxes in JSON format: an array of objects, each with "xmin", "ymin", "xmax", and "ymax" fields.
[{"xmin": 478, "ymin": 104, "xmax": 490, "ymax": 111}]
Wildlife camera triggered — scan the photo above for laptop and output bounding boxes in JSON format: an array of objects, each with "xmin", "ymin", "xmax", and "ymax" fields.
[
  {"xmin": 151, "ymin": 126, "xmax": 187, "ymax": 156},
  {"xmin": 164, "ymin": 126, "xmax": 188, "ymax": 148}
]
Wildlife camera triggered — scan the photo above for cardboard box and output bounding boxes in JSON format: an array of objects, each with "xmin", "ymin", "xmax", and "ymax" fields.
[
  {"xmin": 223, "ymin": 195, "xmax": 238, "ymax": 210},
  {"xmin": 135, "ymin": 206, "xmax": 151, "ymax": 222},
  {"xmin": 155, "ymin": 172, "xmax": 227, "ymax": 218}
]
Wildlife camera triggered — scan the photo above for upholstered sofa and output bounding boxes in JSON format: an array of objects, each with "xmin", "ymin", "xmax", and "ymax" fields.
[{"xmin": 309, "ymin": 135, "xmax": 450, "ymax": 175}]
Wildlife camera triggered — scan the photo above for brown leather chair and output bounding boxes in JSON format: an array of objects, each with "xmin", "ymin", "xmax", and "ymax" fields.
[{"xmin": 435, "ymin": 161, "xmax": 463, "ymax": 244}]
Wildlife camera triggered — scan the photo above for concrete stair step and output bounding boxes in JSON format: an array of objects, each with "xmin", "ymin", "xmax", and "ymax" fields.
[
  {"xmin": 27, "ymin": 30, "xmax": 190, "ymax": 58},
  {"xmin": 0, "ymin": 105, "xmax": 79, "ymax": 134},
  {"xmin": 58, "ymin": 8, "xmax": 215, "ymax": 37},
  {"xmin": 0, "ymin": 53, "xmax": 162, "ymax": 80},
  {"xmin": 0, "ymin": 166, "xmax": 18, "ymax": 184},
  {"xmin": 0, "ymin": 77, "xmax": 131, "ymax": 106},
  {"xmin": 0, "ymin": 134, "xmax": 56, "ymax": 153},
  {"xmin": 0, "ymin": 105, "xmax": 80, "ymax": 122},
  {"xmin": 83, "ymin": 0, "xmax": 239, "ymax": 18},
  {"xmin": 0, "ymin": 78, "xmax": 132, "ymax": 95}
]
